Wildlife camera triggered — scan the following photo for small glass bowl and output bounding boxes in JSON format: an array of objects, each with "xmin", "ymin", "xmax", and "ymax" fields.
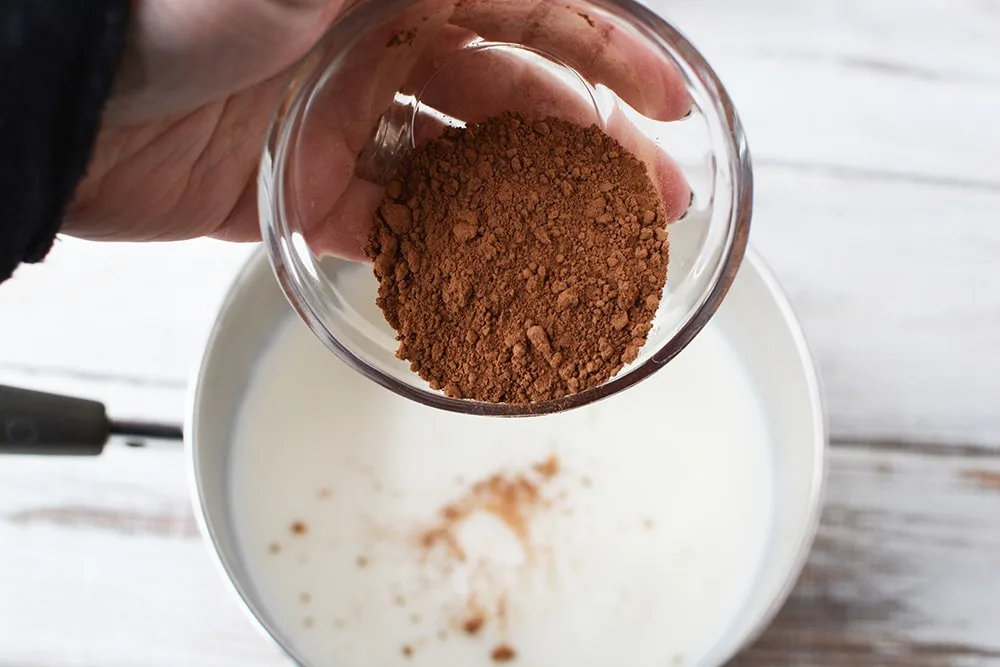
[{"xmin": 258, "ymin": 0, "xmax": 752, "ymax": 416}]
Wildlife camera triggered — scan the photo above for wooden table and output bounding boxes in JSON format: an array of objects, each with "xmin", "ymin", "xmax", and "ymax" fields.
[{"xmin": 1, "ymin": 0, "xmax": 998, "ymax": 664}]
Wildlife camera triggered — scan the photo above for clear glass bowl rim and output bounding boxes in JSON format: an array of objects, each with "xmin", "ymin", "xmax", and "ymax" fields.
[{"xmin": 259, "ymin": 0, "xmax": 754, "ymax": 417}]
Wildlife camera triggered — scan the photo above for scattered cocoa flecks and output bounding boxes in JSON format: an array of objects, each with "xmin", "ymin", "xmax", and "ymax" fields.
[
  {"xmin": 533, "ymin": 455, "xmax": 560, "ymax": 478},
  {"xmin": 395, "ymin": 595, "xmax": 407, "ymax": 607},
  {"xmin": 476, "ymin": 474, "xmax": 540, "ymax": 542},
  {"xmin": 437, "ymin": 629, "xmax": 449, "ymax": 641},
  {"xmin": 268, "ymin": 541, "xmax": 281, "ymax": 555},
  {"xmin": 290, "ymin": 520, "xmax": 308, "ymax": 535},
  {"xmin": 963, "ymin": 469, "xmax": 1000, "ymax": 491},
  {"xmin": 317, "ymin": 487, "xmax": 332, "ymax": 499},
  {"xmin": 303, "ymin": 616, "xmax": 315, "ymax": 628},
  {"xmin": 463, "ymin": 614, "xmax": 485, "ymax": 635},
  {"xmin": 497, "ymin": 593, "xmax": 510, "ymax": 632},
  {"xmin": 581, "ymin": 475, "xmax": 593, "ymax": 488},
  {"xmin": 422, "ymin": 473, "xmax": 541, "ymax": 560},
  {"xmin": 420, "ymin": 455, "xmax": 565, "ymax": 564},
  {"xmin": 410, "ymin": 613, "xmax": 422, "ymax": 625},
  {"xmin": 299, "ymin": 592, "xmax": 311, "ymax": 604},
  {"xmin": 402, "ymin": 645, "xmax": 414, "ymax": 658},
  {"xmin": 357, "ymin": 555, "xmax": 369, "ymax": 568},
  {"xmin": 577, "ymin": 12, "xmax": 596, "ymax": 27},
  {"xmin": 421, "ymin": 526, "xmax": 467, "ymax": 561},
  {"xmin": 387, "ymin": 27, "xmax": 418, "ymax": 47},
  {"xmin": 491, "ymin": 644, "xmax": 517, "ymax": 662},
  {"xmin": 418, "ymin": 457, "xmax": 568, "ymax": 642},
  {"xmin": 643, "ymin": 517, "xmax": 656, "ymax": 530}
]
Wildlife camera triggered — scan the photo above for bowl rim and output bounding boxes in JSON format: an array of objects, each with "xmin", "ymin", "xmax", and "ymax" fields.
[
  {"xmin": 704, "ymin": 250, "xmax": 829, "ymax": 666},
  {"xmin": 258, "ymin": 0, "xmax": 753, "ymax": 417},
  {"xmin": 185, "ymin": 245, "xmax": 828, "ymax": 667}
]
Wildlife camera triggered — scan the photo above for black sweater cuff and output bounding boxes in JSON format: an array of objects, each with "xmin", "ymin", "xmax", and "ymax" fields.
[{"xmin": 0, "ymin": 0, "xmax": 130, "ymax": 284}]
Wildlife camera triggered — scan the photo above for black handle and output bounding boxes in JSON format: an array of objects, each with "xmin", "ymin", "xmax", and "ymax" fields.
[{"xmin": 0, "ymin": 384, "xmax": 110, "ymax": 455}]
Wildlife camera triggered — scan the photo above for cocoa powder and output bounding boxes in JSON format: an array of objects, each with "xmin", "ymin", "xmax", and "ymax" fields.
[{"xmin": 367, "ymin": 112, "xmax": 669, "ymax": 404}]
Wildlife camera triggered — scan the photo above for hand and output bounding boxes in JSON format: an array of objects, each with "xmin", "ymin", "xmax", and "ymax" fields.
[{"xmin": 66, "ymin": 0, "xmax": 692, "ymax": 260}]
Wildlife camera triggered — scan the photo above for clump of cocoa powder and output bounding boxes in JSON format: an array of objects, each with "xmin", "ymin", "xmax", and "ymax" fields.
[{"xmin": 367, "ymin": 112, "xmax": 669, "ymax": 404}]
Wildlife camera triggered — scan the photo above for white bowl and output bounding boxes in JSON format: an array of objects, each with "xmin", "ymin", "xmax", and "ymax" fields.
[{"xmin": 188, "ymin": 247, "xmax": 826, "ymax": 666}]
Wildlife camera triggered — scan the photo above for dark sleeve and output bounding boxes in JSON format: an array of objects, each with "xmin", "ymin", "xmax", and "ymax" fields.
[{"xmin": 0, "ymin": 0, "xmax": 129, "ymax": 284}]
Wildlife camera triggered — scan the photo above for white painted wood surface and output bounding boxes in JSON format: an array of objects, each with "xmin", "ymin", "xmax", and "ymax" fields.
[
  {"xmin": 1, "ymin": 0, "xmax": 999, "ymax": 664},
  {"xmin": 2, "ymin": 439, "xmax": 998, "ymax": 667},
  {"xmin": 1, "ymin": 0, "xmax": 997, "ymax": 447},
  {"xmin": 662, "ymin": 0, "xmax": 1000, "ymax": 447}
]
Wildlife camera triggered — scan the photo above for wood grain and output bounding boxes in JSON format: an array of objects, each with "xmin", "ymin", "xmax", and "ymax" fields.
[
  {"xmin": 652, "ymin": 0, "xmax": 1000, "ymax": 447},
  {"xmin": 752, "ymin": 166, "xmax": 1000, "ymax": 447},
  {"xmin": 2, "ymin": 0, "xmax": 997, "ymax": 446},
  {"xmin": 0, "ymin": 443, "xmax": 285, "ymax": 667},
  {"xmin": 730, "ymin": 441, "xmax": 1000, "ymax": 667},
  {"xmin": 0, "ymin": 238, "xmax": 252, "ymax": 390},
  {"xmin": 0, "ymin": 0, "xmax": 999, "ymax": 664},
  {"xmin": 659, "ymin": 0, "xmax": 1000, "ymax": 182},
  {"xmin": 2, "ymin": 441, "xmax": 998, "ymax": 666}
]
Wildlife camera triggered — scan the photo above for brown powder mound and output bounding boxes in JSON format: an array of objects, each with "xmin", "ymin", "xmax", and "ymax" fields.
[{"xmin": 367, "ymin": 112, "xmax": 669, "ymax": 404}]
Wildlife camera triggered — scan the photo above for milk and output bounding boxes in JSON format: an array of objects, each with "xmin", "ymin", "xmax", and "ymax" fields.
[{"xmin": 229, "ymin": 316, "xmax": 774, "ymax": 667}]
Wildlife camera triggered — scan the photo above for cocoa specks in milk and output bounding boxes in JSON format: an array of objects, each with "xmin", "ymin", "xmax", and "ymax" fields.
[{"xmin": 367, "ymin": 112, "xmax": 669, "ymax": 404}]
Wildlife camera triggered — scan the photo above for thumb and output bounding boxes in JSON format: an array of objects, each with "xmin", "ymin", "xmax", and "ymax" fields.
[{"xmin": 108, "ymin": 0, "xmax": 349, "ymax": 125}]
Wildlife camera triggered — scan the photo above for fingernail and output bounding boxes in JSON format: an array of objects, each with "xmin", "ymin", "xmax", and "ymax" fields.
[{"xmin": 675, "ymin": 191, "xmax": 695, "ymax": 222}]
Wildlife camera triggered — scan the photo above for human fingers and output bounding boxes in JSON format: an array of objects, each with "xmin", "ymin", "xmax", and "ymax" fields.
[
  {"xmin": 415, "ymin": 44, "xmax": 691, "ymax": 222},
  {"xmin": 257, "ymin": 3, "xmax": 692, "ymax": 259},
  {"xmin": 296, "ymin": 59, "xmax": 687, "ymax": 261},
  {"xmin": 274, "ymin": 19, "xmax": 472, "ymax": 258},
  {"xmin": 450, "ymin": 0, "xmax": 691, "ymax": 122}
]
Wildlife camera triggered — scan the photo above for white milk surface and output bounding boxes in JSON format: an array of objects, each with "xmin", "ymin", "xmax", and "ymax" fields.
[{"xmin": 229, "ymin": 317, "xmax": 774, "ymax": 667}]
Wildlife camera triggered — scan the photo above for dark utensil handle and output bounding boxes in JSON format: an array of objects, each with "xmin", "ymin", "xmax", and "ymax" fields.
[{"xmin": 0, "ymin": 384, "xmax": 110, "ymax": 455}]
